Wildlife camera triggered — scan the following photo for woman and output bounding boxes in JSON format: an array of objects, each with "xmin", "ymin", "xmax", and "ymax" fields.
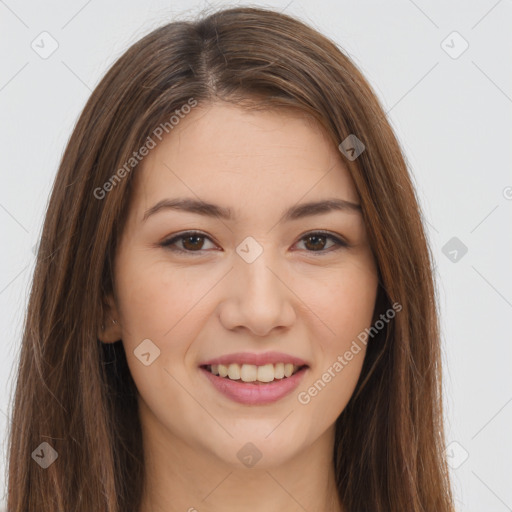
[{"xmin": 6, "ymin": 6, "xmax": 455, "ymax": 511}]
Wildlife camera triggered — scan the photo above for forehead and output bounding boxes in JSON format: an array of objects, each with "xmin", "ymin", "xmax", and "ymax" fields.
[{"xmin": 131, "ymin": 102, "xmax": 360, "ymax": 219}]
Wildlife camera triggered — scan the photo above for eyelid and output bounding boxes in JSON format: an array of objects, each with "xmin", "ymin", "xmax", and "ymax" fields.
[
  {"xmin": 160, "ymin": 229, "xmax": 349, "ymax": 255},
  {"xmin": 292, "ymin": 230, "xmax": 349, "ymax": 255},
  {"xmin": 295, "ymin": 229, "xmax": 349, "ymax": 247},
  {"xmin": 160, "ymin": 230, "xmax": 218, "ymax": 255}
]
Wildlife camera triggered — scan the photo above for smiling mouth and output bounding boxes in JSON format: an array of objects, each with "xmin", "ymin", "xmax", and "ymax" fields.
[{"xmin": 200, "ymin": 362, "xmax": 308, "ymax": 384}]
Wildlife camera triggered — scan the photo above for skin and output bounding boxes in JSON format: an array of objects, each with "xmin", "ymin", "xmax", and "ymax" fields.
[{"xmin": 100, "ymin": 101, "xmax": 379, "ymax": 512}]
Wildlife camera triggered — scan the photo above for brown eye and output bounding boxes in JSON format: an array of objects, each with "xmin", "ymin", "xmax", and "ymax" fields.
[
  {"xmin": 296, "ymin": 232, "xmax": 348, "ymax": 253},
  {"xmin": 160, "ymin": 231, "xmax": 216, "ymax": 254},
  {"xmin": 303, "ymin": 234, "xmax": 328, "ymax": 251},
  {"xmin": 181, "ymin": 234, "xmax": 206, "ymax": 251}
]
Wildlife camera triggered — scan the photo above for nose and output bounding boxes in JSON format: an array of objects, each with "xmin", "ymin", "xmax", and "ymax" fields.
[{"xmin": 217, "ymin": 251, "xmax": 296, "ymax": 337}]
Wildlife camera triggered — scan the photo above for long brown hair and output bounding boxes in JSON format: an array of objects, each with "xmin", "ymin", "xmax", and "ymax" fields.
[{"xmin": 6, "ymin": 6, "xmax": 454, "ymax": 511}]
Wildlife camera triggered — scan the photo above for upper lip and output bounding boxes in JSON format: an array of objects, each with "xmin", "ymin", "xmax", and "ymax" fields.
[{"xmin": 199, "ymin": 351, "xmax": 309, "ymax": 367}]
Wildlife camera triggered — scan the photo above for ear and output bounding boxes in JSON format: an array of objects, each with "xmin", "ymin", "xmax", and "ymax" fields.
[{"xmin": 98, "ymin": 293, "xmax": 123, "ymax": 343}]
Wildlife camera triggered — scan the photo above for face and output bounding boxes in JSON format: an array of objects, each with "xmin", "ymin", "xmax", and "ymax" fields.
[{"xmin": 104, "ymin": 101, "xmax": 379, "ymax": 469}]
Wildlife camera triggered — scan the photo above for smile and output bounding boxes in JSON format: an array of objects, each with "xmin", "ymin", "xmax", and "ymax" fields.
[
  {"xmin": 202, "ymin": 362, "xmax": 305, "ymax": 383},
  {"xmin": 199, "ymin": 363, "xmax": 309, "ymax": 405}
]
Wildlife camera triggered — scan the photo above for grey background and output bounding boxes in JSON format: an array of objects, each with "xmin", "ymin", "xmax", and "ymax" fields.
[{"xmin": 1, "ymin": 1, "xmax": 511, "ymax": 510}]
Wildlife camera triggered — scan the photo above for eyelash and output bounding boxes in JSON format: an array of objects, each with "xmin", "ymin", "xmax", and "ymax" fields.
[{"xmin": 159, "ymin": 230, "xmax": 349, "ymax": 256}]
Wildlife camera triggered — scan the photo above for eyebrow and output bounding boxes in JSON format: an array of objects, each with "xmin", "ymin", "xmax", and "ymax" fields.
[{"xmin": 142, "ymin": 197, "xmax": 362, "ymax": 223}]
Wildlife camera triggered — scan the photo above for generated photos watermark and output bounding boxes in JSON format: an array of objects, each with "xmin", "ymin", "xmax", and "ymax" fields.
[
  {"xmin": 93, "ymin": 97, "xmax": 198, "ymax": 200},
  {"xmin": 297, "ymin": 301, "xmax": 402, "ymax": 405}
]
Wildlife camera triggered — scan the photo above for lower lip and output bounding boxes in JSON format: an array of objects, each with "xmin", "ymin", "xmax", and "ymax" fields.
[{"xmin": 199, "ymin": 366, "xmax": 308, "ymax": 405}]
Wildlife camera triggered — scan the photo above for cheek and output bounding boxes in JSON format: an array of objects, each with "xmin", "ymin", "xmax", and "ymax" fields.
[
  {"xmin": 296, "ymin": 256, "xmax": 378, "ymax": 348},
  {"xmin": 292, "ymin": 258, "xmax": 377, "ymax": 423},
  {"xmin": 114, "ymin": 256, "xmax": 209, "ymax": 406},
  {"xmin": 330, "ymin": 273, "xmax": 378, "ymax": 342},
  {"xmin": 296, "ymin": 349, "xmax": 366, "ymax": 435},
  {"xmin": 115, "ymin": 251, "xmax": 208, "ymax": 342}
]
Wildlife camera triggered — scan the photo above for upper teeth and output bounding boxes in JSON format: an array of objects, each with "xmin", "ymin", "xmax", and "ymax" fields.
[{"xmin": 209, "ymin": 363, "xmax": 301, "ymax": 382}]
